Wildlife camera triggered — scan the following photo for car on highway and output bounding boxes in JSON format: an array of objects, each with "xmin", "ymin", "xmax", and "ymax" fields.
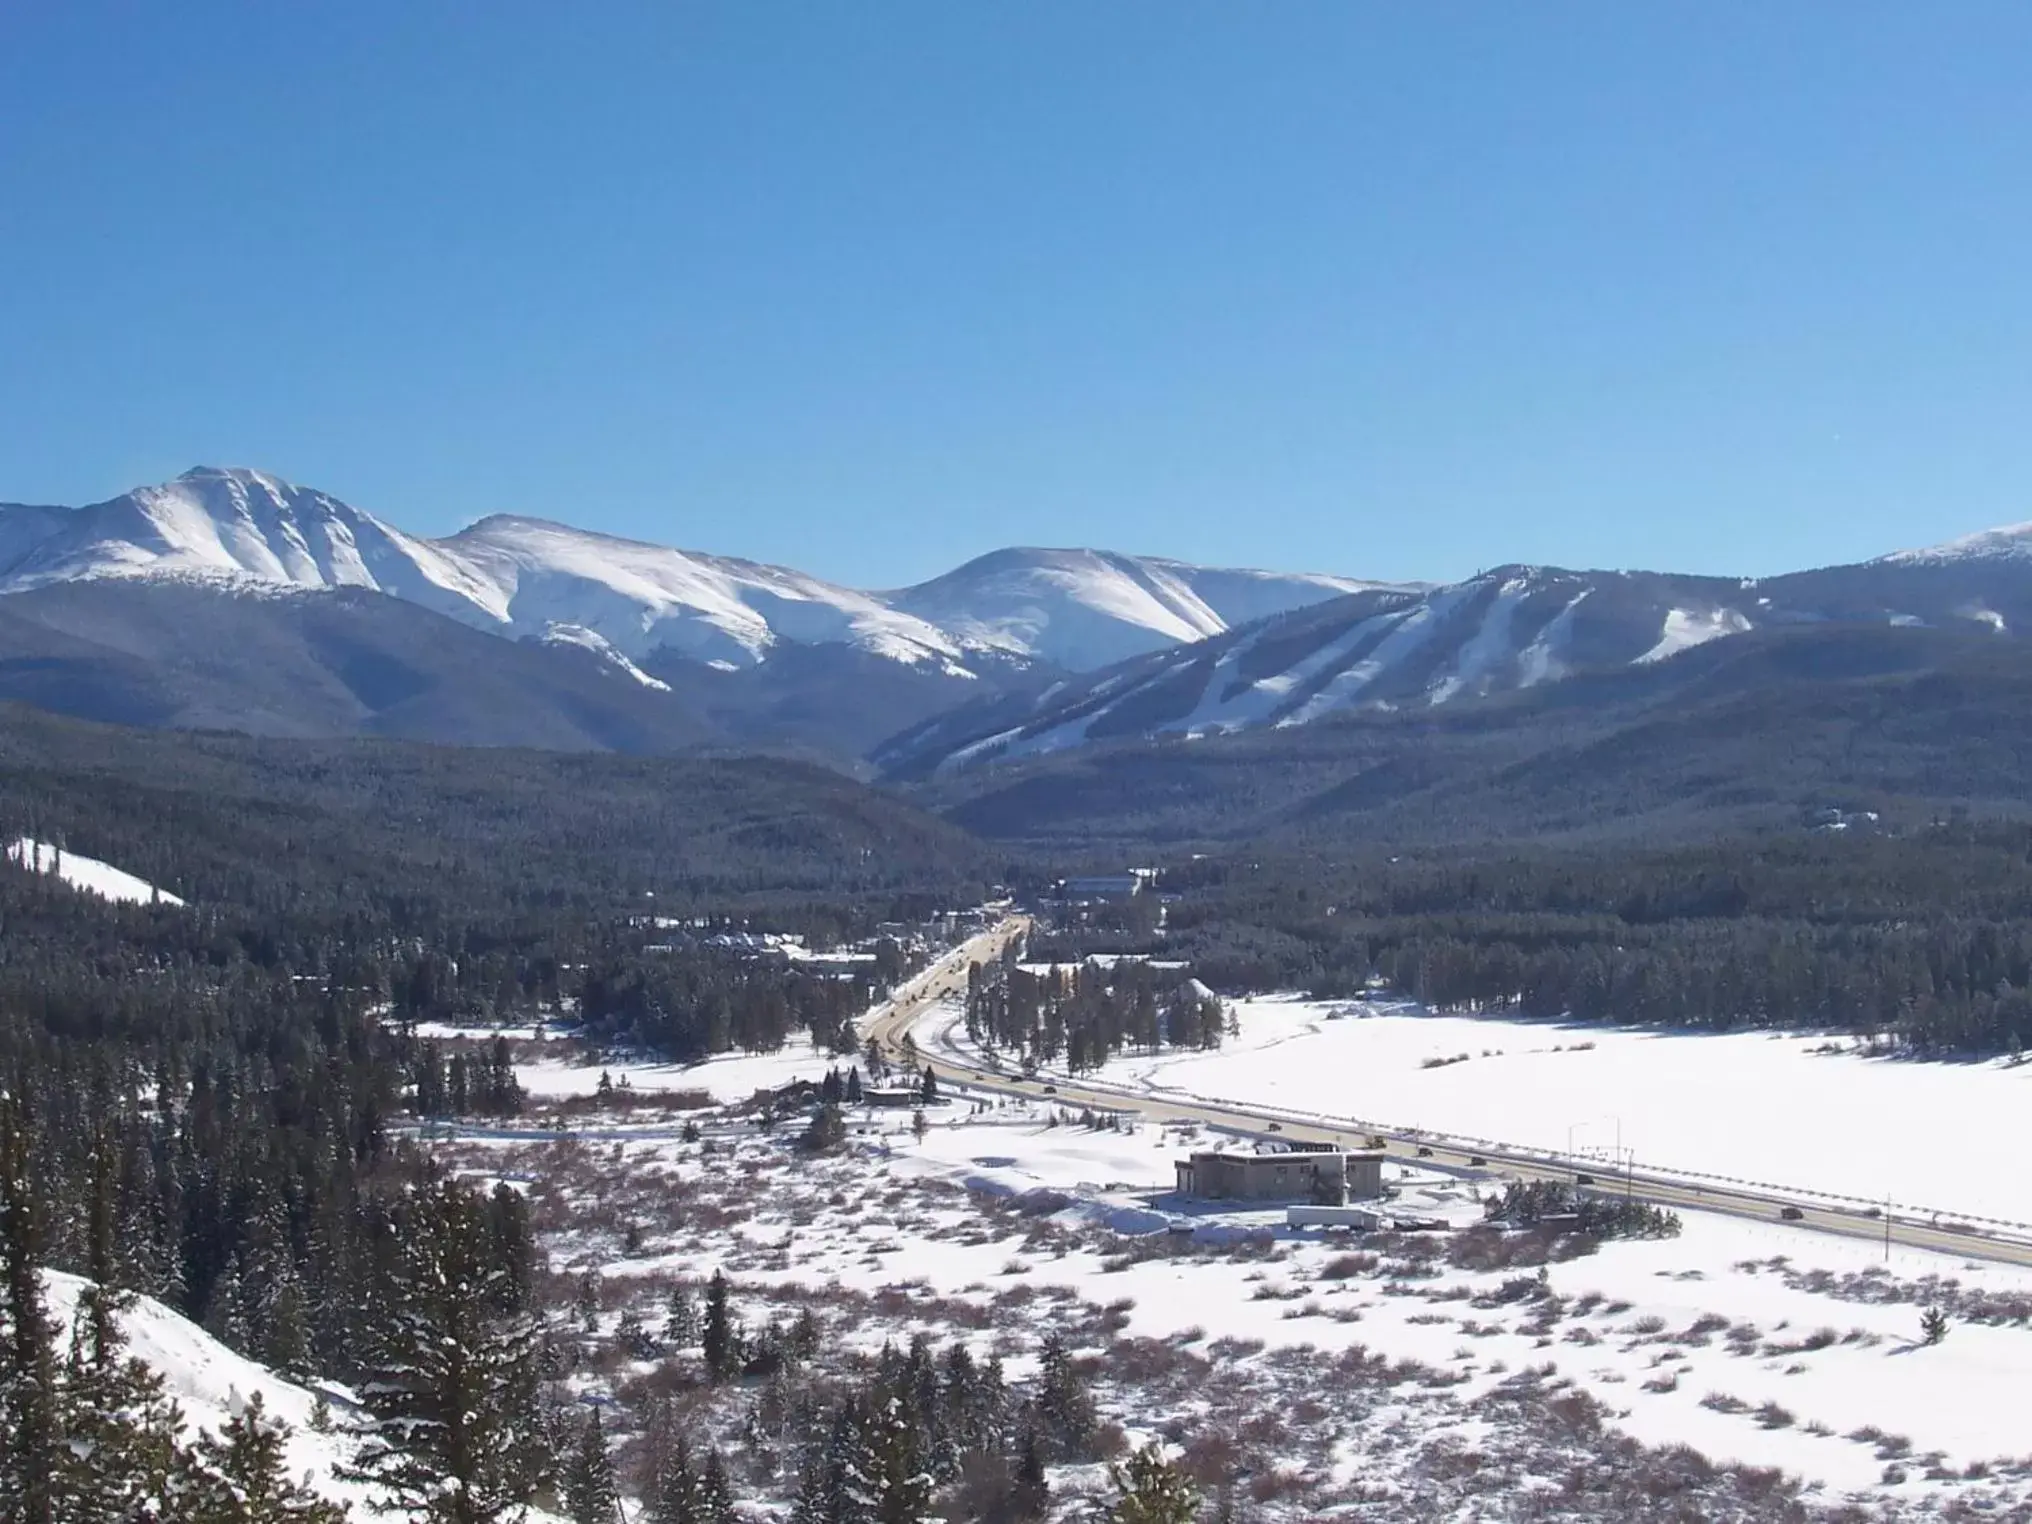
[
  {"xmin": 1780, "ymin": 1205, "xmax": 1804, "ymax": 1221},
  {"xmin": 1416, "ymin": 1146, "xmax": 1434, "ymax": 1157}
]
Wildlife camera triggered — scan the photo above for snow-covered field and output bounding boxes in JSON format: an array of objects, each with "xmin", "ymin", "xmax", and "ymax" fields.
[
  {"xmin": 511, "ymin": 1040, "xmax": 853, "ymax": 1105},
  {"xmin": 943, "ymin": 995, "xmax": 2032, "ymax": 1227},
  {"xmin": 403, "ymin": 1032, "xmax": 2032, "ymax": 1517},
  {"xmin": 8, "ymin": 836, "xmax": 184, "ymax": 906}
]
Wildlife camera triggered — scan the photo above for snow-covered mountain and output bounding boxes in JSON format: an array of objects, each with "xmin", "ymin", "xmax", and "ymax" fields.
[
  {"xmin": 9, "ymin": 466, "xmax": 2032, "ymax": 769},
  {"xmin": 0, "ymin": 468, "xmax": 1378, "ymax": 677},
  {"xmin": 884, "ymin": 546, "xmax": 1404, "ymax": 671},
  {"xmin": 877, "ymin": 547, "xmax": 2032, "ymax": 776},
  {"xmin": 1880, "ymin": 521, "xmax": 2032, "ymax": 566}
]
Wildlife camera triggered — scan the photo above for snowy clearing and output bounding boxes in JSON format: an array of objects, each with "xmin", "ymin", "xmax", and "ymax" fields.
[
  {"xmin": 408, "ymin": 1032, "xmax": 2032, "ymax": 1517},
  {"xmin": 8, "ymin": 836, "xmax": 184, "ymax": 906},
  {"xmin": 951, "ymin": 995, "xmax": 2032, "ymax": 1227}
]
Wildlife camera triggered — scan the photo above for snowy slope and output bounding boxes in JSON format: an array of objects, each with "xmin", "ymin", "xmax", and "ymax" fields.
[
  {"xmin": 879, "ymin": 568, "xmax": 1787, "ymax": 773},
  {"xmin": 535, "ymin": 622, "xmax": 673, "ymax": 690},
  {"xmin": 13, "ymin": 468, "xmax": 2032, "ymax": 768},
  {"xmin": 40, "ymin": 1272, "xmax": 363, "ymax": 1511},
  {"xmin": 885, "ymin": 546, "xmax": 1399, "ymax": 670},
  {"xmin": 8, "ymin": 836, "xmax": 184, "ymax": 906},
  {"xmin": 0, "ymin": 469, "xmax": 1386, "ymax": 677},
  {"xmin": 1880, "ymin": 521, "xmax": 2032, "ymax": 565},
  {"xmin": 446, "ymin": 514, "xmax": 965, "ymax": 670}
]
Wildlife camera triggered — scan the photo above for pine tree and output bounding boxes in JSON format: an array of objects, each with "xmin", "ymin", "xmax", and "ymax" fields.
[
  {"xmin": 699, "ymin": 1446, "xmax": 734, "ymax": 1522},
  {"xmin": 55, "ymin": 1268, "xmax": 198, "ymax": 1521},
  {"xmin": 1010, "ymin": 1425, "xmax": 1050, "ymax": 1518},
  {"xmin": 804, "ymin": 1101, "xmax": 848, "ymax": 1154},
  {"xmin": 1921, "ymin": 1304, "xmax": 1951, "ymax": 1345},
  {"xmin": 652, "ymin": 1434, "xmax": 735, "ymax": 1524},
  {"xmin": 651, "ymin": 1435, "xmax": 700, "ymax": 1524},
  {"xmin": 1106, "ymin": 1444, "xmax": 1200, "ymax": 1524},
  {"xmin": 188, "ymin": 1392, "xmax": 347, "ymax": 1523},
  {"xmin": 663, "ymin": 1285, "xmax": 699, "ymax": 1348},
  {"xmin": 0, "ymin": 1094, "xmax": 62, "ymax": 1524},
  {"xmin": 563, "ymin": 1405, "xmax": 620, "ymax": 1524},
  {"xmin": 1033, "ymin": 1333, "xmax": 1096, "ymax": 1459},
  {"xmin": 702, "ymin": 1269, "xmax": 739, "ymax": 1381},
  {"xmin": 863, "ymin": 1392, "xmax": 932, "ymax": 1524},
  {"xmin": 341, "ymin": 1178, "xmax": 544, "ymax": 1523}
]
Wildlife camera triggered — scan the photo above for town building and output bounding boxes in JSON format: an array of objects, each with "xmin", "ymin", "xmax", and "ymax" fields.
[
  {"xmin": 1057, "ymin": 870, "xmax": 1153, "ymax": 903},
  {"xmin": 1174, "ymin": 1146, "xmax": 1385, "ymax": 1204}
]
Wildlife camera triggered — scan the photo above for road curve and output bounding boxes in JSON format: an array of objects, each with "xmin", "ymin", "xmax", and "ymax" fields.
[{"xmin": 873, "ymin": 919, "xmax": 2032, "ymax": 1271}]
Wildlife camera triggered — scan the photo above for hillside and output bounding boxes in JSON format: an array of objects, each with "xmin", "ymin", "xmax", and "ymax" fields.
[
  {"xmin": 0, "ymin": 704, "xmax": 993, "ymax": 908},
  {"xmin": 913, "ymin": 624, "xmax": 2032, "ymax": 849}
]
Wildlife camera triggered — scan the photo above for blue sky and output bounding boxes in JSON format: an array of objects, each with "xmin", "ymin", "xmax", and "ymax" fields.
[{"xmin": 3, "ymin": 4, "xmax": 2029, "ymax": 587}]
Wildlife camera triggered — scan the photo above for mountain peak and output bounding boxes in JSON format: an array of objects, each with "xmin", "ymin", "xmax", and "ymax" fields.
[
  {"xmin": 1882, "ymin": 521, "xmax": 2032, "ymax": 565},
  {"xmin": 173, "ymin": 464, "xmax": 299, "ymax": 493}
]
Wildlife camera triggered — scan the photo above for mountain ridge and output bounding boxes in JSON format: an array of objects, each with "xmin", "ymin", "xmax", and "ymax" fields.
[
  {"xmin": 0, "ymin": 467, "xmax": 1381, "ymax": 676},
  {"xmin": 6, "ymin": 465, "xmax": 2032, "ymax": 769}
]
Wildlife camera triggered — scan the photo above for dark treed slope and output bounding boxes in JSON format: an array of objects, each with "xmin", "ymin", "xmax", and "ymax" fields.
[
  {"xmin": 0, "ymin": 579, "xmax": 716, "ymax": 752},
  {"xmin": 1137, "ymin": 818, "xmax": 2032, "ymax": 1056},
  {"xmin": 0, "ymin": 704, "xmax": 993, "ymax": 909},
  {"xmin": 913, "ymin": 625, "xmax": 2032, "ymax": 850}
]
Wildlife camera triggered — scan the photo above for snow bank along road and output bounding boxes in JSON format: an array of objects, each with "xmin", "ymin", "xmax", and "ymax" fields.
[{"xmin": 871, "ymin": 936, "xmax": 2032, "ymax": 1271}]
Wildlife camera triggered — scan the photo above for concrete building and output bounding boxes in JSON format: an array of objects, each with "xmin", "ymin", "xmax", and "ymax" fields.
[{"xmin": 1174, "ymin": 1147, "xmax": 1385, "ymax": 1204}]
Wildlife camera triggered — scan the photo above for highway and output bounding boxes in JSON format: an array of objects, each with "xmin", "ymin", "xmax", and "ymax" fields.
[{"xmin": 871, "ymin": 916, "xmax": 2032, "ymax": 1271}]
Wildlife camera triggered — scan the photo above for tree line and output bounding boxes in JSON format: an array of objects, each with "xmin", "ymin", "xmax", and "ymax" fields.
[
  {"xmin": 1153, "ymin": 822, "xmax": 2032, "ymax": 1055},
  {"xmin": 964, "ymin": 957, "xmax": 1227, "ymax": 1073}
]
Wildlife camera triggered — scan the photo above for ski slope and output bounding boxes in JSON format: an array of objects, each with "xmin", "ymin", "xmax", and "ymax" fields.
[{"xmin": 8, "ymin": 837, "xmax": 184, "ymax": 906}]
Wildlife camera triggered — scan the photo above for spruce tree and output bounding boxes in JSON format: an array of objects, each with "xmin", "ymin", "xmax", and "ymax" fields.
[
  {"xmin": 1106, "ymin": 1444, "xmax": 1200, "ymax": 1524},
  {"xmin": 651, "ymin": 1435, "xmax": 735, "ymax": 1524},
  {"xmin": 563, "ymin": 1406, "xmax": 620, "ymax": 1524},
  {"xmin": 1010, "ymin": 1425, "xmax": 1050, "ymax": 1518},
  {"xmin": 342, "ymin": 1178, "xmax": 544, "ymax": 1523},
  {"xmin": 701, "ymin": 1270, "xmax": 739, "ymax": 1382},
  {"xmin": 0, "ymin": 1094, "xmax": 62, "ymax": 1524},
  {"xmin": 699, "ymin": 1446, "xmax": 734, "ymax": 1522},
  {"xmin": 863, "ymin": 1392, "xmax": 932, "ymax": 1524},
  {"xmin": 650, "ymin": 1435, "xmax": 700, "ymax": 1524},
  {"xmin": 1033, "ymin": 1333, "xmax": 1096, "ymax": 1459},
  {"xmin": 189, "ymin": 1392, "xmax": 347, "ymax": 1523},
  {"xmin": 663, "ymin": 1285, "xmax": 699, "ymax": 1348},
  {"xmin": 804, "ymin": 1101, "xmax": 848, "ymax": 1154}
]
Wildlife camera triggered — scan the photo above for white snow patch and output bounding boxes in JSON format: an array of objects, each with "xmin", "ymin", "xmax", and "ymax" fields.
[
  {"xmin": 1635, "ymin": 606, "xmax": 1753, "ymax": 664},
  {"xmin": 8, "ymin": 837, "xmax": 184, "ymax": 906},
  {"xmin": 537, "ymin": 622, "xmax": 672, "ymax": 690}
]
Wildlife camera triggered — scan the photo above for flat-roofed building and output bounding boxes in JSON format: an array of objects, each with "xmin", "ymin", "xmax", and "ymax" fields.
[{"xmin": 1174, "ymin": 1147, "xmax": 1385, "ymax": 1203}]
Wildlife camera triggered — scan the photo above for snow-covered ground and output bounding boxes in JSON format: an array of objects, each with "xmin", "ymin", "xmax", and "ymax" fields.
[
  {"xmin": 8, "ymin": 836, "xmax": 184, "ymax": 906},
  {"xmin": 508, "ymin": 1039, "xmax": 855, "ymax": 1105},
  {"xmin": 42, "ymin": 1272, "xmax": 365, "ymax": 1511},
  {"xmin": 410, "ymin": 1032, "xmax": 2032, "ymax": 1516},
  {"xmin": 938, "ymin": 995, "xmax": 2032, "ymax": 1228}
]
